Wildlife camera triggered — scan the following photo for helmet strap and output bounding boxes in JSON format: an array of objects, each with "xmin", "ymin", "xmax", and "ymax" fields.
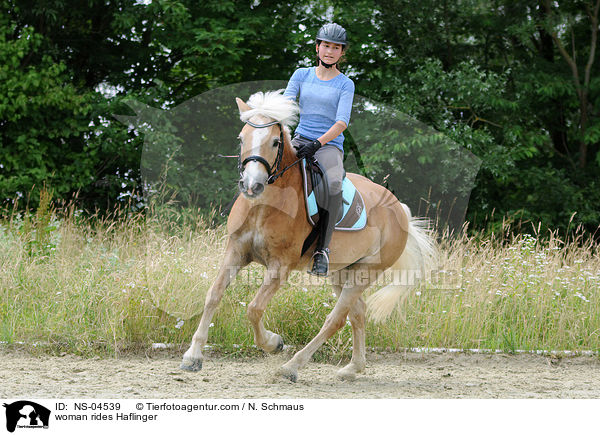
[{"xmin": 318, "ymin": 57, "xmax": 336, "ymax": 69}]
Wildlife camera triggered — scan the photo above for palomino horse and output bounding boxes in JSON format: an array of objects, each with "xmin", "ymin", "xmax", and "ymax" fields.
[{"xmin": 181, "ymin": 90, "xmax": 436, "ymax": 381}]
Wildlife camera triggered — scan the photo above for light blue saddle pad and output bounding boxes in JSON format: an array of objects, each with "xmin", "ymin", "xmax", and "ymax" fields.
[{"xmin": 300, "ymin": 159, "xmax": 367, "ymax": 231}]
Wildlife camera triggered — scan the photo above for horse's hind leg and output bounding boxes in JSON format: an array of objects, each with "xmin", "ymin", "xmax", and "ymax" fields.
[
  {"xmin": 337, "ymin": 296, "xmax": 367, "ymax": 381},
  {"xmin": 278, "ymin": 277, "xmax": 367, "ymax": 382},
  {"xmin": 330, "ymin": 275, "xmax": 366, "ymax": 381},
  {"xmin": 247, "ymin": 264, "xmax": 290, "ymax": 353},
  {"xmin": 181, "ymin": 242, "xmax": 247, "ymax": 371}
]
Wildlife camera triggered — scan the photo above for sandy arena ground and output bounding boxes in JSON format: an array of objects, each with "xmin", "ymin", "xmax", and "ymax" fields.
[{"xmin": 1, "ymin": 349, "xmax": 599, "ymax": 399}]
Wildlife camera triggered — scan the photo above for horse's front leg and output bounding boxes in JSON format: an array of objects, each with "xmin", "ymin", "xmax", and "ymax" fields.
[
  {"xmin": 247, "ymin": 264, "xmax": 290, "ymax": 353},
  {"xmin": 180, "ymin": 242, "xmax": 247, "ymax": 371}
]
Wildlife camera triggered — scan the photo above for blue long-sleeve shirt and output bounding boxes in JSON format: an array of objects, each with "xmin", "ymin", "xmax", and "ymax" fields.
[{"xmin": 283, "ymin": 67, "xmax": 355, "ymax": 152}]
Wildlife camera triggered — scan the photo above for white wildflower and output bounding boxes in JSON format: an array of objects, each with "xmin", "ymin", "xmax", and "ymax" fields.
[{"xmin": 574, "ymin": 293, "xmax": 590, "ymax": 303}]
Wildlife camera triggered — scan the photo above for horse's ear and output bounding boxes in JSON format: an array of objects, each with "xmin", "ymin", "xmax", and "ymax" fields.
[{"xmin": 235, "ymin": 97, "xmax": 251, "ymax": 114}]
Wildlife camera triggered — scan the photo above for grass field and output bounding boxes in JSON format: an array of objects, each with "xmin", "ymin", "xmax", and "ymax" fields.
[{"xmin": 1, "ymin": 197, "xmax": 599, "ymax": 361}]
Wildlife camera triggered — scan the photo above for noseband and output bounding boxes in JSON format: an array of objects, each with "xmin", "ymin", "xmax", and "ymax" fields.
[{"xmin": 239, "ymin": 120, "xmax": 285, "ymax": 185}]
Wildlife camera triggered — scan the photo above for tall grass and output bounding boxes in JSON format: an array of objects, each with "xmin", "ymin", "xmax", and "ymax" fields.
[
  {"xmin": 1, "ymin": 196, "xmax": 598, "ymax": 360},
  {"xmin": 370, "ymin": 224, "xmax": 600, "ymax": 354}
]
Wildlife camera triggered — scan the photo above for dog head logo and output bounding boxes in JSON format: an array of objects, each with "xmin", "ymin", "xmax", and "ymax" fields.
[{"xmin": 3, "ymin": 401, "xmax": 50, "ymax": 433}]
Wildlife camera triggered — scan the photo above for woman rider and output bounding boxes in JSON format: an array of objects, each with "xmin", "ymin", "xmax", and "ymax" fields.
[{"xmin": 284, "ymin": 23, "xmax": 355, "ymax": 276}]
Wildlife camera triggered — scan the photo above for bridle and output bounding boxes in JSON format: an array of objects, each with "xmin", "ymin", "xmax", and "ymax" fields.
[
  {"xmin": 220, "ymin": 118, "xmax": 303, "ymax": 216},
  {"xmin": 239, "ymin": 120, "xmax": 301, "ymax": 185}
]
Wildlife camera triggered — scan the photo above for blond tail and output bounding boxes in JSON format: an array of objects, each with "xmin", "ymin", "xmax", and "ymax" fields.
[{"xmin": 366, "ymin": 207, "xmax": 437, "ymax": 323}]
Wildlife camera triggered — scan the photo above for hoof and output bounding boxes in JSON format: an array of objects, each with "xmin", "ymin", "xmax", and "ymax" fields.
[
  {"xmin": 336, "ymin": 363, "xmax": 364, "ymax": 381},
  {"xmin": 274, "ymin": 336, "xmax": 284, "ymax": 353},
  {"xmin": 264, "ymin": 333, "xmax": 284, "ymax": 354},
  {"xmin": 336, "ymin": 369, "xmax": 357, "ymax": 382},
  {"xmin": 278, "ymin": 366, "xmax": 298, "ymax": 383},
  {"xmin": 180, "ymin": 358, "xmax": 203, "ymax": 372}
]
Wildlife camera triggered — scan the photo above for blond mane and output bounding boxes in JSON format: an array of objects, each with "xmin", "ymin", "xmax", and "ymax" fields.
[{"xmin": 239, "ymin": 89, "xmax": 299, "ymax": 129}]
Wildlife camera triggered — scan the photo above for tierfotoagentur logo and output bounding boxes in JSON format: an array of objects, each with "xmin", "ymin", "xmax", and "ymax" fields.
[{"xmin": 3, "ymin": 401, "xmax": 50, "ymax": 433}]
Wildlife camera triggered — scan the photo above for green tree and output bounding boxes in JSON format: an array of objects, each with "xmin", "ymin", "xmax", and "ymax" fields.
[
  {"xmin": 2, "ymin": 0, "xmax": 598, "ymax": 235},
  {"xmin": 333, "ymin": 0, "xmax": 600, "ymax": 233}
]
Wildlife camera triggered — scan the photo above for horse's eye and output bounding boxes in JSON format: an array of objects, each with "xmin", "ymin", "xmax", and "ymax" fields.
[{"xmin": 273, "ymin": 139, "xmax": 280, "ymax": 147}]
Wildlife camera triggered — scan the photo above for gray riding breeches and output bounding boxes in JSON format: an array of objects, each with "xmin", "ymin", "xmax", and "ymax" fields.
[{"xmin": 291, "ymin": 134, "xmax": 344, "ymax": 195}]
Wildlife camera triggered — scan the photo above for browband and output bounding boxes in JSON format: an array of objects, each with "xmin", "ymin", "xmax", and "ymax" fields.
[{"xmin": 245, "ymin": 120, "xmax": 280, "ymax": 128}]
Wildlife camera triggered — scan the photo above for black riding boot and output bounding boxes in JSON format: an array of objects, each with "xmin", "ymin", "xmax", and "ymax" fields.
[{"xmin": 309, "ymin": 192, "xmax": 343, "ymax": 276}]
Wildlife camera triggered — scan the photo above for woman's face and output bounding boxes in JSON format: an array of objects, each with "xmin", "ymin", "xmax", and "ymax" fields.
[{"xmin": 316, "ymin": 41, "xmax": 344, "ymax": 64}]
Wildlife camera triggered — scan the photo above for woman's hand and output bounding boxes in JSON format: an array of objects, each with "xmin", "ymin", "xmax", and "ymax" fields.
[{"xmin": 295, "ymin": 139, "xmax": 322, "ymax": 159}]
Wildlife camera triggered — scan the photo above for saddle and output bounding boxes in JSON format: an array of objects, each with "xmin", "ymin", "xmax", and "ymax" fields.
[{"xmin": 300, "ymin": 158, "xmax": 367, "ymax": 256}]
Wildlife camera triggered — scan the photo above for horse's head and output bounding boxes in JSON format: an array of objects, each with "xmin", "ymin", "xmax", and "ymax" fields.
[
  {"xmin": 235, "ymin": 91, "xmax": 298, "ymax": 199},
  {"xmin": 236, "ymin": 100, "xmax": 283, "ymax": 198}
]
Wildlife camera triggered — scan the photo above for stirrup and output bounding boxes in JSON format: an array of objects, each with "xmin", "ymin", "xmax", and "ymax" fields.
[{"xmin": 308, "ymin": 248, "xmax": 330, "ymax": 277}]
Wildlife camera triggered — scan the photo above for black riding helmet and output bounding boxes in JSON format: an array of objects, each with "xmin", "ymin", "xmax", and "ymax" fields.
[
  {"xmin": 316, "ymin": 23, "xmax": 347, "ymax": 46},
  {"xmin": 316, "ymin": 23, "xmax": 347, "ymax": 69}
]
